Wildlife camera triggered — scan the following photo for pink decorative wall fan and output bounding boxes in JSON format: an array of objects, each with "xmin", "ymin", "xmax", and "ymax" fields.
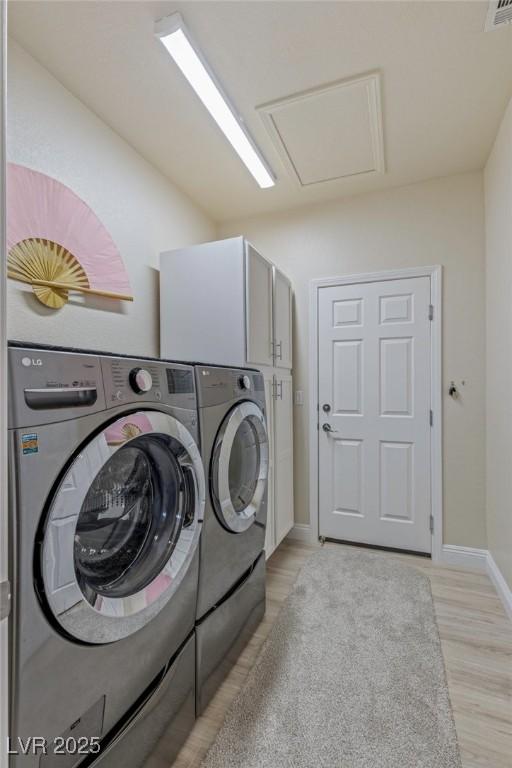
[{"xmin": 7, "ymin": 163, "xmax": 133, "ymax": 309}]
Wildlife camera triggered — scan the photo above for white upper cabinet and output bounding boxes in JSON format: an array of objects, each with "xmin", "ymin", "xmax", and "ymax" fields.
[
  {"xmin": 245, "ymin": 244, "xmax": 274, "ymax": 368},
  {"xmin": 160, "ymin": 237, "xmax": 292, "ymax": 372},
  {"xmin": 160, "ymin": 237, "xmax": 246, "ymax": 367},
  {"xmin": 273, "ymin": 267, "xmax": 292, "ymax": 370}
]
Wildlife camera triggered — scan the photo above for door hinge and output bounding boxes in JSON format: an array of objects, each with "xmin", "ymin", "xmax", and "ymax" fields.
[
  {"xmin": 0, "ymin": 580, "xmax": 11, "ymax": 621},
  {"xmin": 429, "ymin": 515, "xmax": 434, "ymax": 534},
  {"xmin": 428, "ymin": 304, "xmax": 434, "ymax": 321},
  {"xmin": 429, "ymin": 409, "xmax": 433, "ymax": 427}
]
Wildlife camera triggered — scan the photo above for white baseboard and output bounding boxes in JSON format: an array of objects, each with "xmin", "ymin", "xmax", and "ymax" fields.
[
  {"xmin": 486, "ymin": 551, "xmax": 512, "ymax": 621},
  {"xmin": 439, "ymin": 545, "xmax": 488, "ymax": 571},
  {"xmin": 436, "ymin": 545, "xmax": 512, "ymax": 621},
  {"xmin": 286, "ymin": 523, "xmax": 315, "ymax": 544}
]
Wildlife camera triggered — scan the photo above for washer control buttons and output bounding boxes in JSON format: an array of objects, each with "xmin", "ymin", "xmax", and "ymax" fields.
[
  {"xmin": 238, "ymin": 375, "xmax": 252, "ymax": 391},
  {"xmin": 129, "ymin": 368, "xmax": 153, "ymax": 394}
]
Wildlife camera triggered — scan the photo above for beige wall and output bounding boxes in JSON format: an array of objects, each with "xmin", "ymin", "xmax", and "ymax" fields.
[
  {"xmin": 7, "ymin": 39, "xmax": 490, "ymax": 554},
  {"xmin": 220, "ymin": 172, "xmax": 487, "ymax": 549},
  {"xmin": 7, "ymin": 41, "xmax": 215, "ymax": 357},
  {"xmin": 484, "ymin": 96, "xmax": 512, "ymax": 589}
]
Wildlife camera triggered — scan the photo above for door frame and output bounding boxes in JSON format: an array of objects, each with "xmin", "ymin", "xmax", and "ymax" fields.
[
  {"xmin": 0, "ymin": 2, "xmax": 8, "ymax": 765},
  {"xmin": 309, "ymin": 266, "xmax": 443, "ymax": 562}
]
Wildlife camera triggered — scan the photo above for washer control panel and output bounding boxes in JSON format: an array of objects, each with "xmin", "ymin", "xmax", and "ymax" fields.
[
  {"xmin": 7, "ymin": 345, "xmax": 198, "ymax": 428},
  {"xmin": 129, "ymin": 367, "xmax": 153, "ymax": 394},
  {"xmin": 8, "ymin": 347, "xmax": 106, "ymax": 428},
  {"xmin": 102, "ymin": 358, "xmax": 196, "ymax": 411}
]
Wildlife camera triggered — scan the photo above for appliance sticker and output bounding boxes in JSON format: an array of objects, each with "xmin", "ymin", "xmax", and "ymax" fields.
[{"xmin": 21, "ymin": 433, "xmax": 38, "ymax": 455}]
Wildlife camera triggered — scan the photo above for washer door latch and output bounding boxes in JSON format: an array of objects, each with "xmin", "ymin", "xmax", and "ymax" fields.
[{"xmin": 0, "ymin": 580, "xmax": 11, "ymax": 621}]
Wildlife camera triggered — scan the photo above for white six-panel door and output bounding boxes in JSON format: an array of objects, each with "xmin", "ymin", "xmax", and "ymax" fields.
[{"xmin": 318, "ymin": 277, "xmax": 432, "ymax": 553}]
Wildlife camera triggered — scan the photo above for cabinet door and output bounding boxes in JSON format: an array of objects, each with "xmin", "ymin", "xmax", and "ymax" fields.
[
  {"xmin": 245, "ymin": 243, "xmax": 273, "ymax": 368},
  {"xmin": 273, "ymin": 268, "xmax": 292, "ymax": 369},
  {"xmin": 263, "ymin": 374, "xmax": 275, "ymax": 558},
  {"xmin": 274, "ymin": 374, "xmax": 294, "ymax": 546}
]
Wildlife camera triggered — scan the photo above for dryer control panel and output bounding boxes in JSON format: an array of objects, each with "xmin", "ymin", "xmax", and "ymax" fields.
[{"xmin": 195, "ymin": 366, "xmax": 265, "ymax": 409}]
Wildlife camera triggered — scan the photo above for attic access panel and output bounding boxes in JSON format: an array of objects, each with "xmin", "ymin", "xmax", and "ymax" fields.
[{"xmin": 258, "ymin": 73, "xmax": 385, "ymax": 187}]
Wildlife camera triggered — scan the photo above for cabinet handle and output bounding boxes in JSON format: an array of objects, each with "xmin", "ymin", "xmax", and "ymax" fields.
[{"xmin": 272, "ymin": 379, "xmax": 283, "ymax": 400}]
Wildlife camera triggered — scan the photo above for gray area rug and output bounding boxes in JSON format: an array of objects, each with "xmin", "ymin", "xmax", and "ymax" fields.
[{"xmin": 201, "ymin": 547, "xmax": 462, "ymax": 768}]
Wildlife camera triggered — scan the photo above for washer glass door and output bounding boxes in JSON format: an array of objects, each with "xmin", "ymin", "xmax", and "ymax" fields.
[
  {"xmin": 41, "ymin": 411, "xmax": 205, "ymax": 644},
  {"xmin": 211, "ymin": 401, "xmax": 268, "ymax": 533}
]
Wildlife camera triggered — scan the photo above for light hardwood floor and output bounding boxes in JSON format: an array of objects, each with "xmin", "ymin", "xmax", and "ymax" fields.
[{"xmin": 174, "ymin": 540, "xmax": 512, "ymax": 768}]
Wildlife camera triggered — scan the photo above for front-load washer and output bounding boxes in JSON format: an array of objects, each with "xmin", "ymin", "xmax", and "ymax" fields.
[
  {"xmin": 8, "ymin": 343, "xmax": 205, "ymax": 768},
  {"xmin": 194, "ymin": 366, "xmax": 268, "ymax": 713}
]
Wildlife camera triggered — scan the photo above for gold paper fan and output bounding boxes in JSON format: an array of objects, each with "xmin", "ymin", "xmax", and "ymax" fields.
[
  {"xmin": 122, "ymin": 423, "xmax": 143, "ymax": 440},
  {"xmin": 106, "ymin": 423, "xmax": 144, "ymax": 446},
  {"xmin": 8, "ymin": 238, "xmax": 90, "ymax": 309}
]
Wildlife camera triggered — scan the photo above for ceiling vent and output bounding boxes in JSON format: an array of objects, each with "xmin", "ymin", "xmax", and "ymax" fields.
[{"xmin": 485, "ymin": 0, "xmax": 512, "ymax": 30}]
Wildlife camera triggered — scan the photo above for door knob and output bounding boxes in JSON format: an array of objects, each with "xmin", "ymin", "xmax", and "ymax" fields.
[{"xmin": 322, "ymin": 423, "xmax": 337, "ymax": 433}]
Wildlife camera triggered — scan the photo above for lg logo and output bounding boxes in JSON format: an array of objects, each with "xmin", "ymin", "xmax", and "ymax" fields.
[{"xmin": 21, "ymin": 357, "xmax": 43, "ymax": 367}]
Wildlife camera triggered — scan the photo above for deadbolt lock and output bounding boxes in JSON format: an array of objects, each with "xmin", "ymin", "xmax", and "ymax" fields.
[{"xmin": 322, "ymin": 403, "xmax": 331, "ymax": 412}]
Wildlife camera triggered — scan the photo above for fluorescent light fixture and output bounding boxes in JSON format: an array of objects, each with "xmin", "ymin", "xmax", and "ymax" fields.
[{"xmin": 155, "ymin": 13, "xmax": 275, "ymax": 189}]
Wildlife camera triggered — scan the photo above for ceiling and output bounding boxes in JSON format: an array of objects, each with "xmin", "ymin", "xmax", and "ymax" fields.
[{"xmin": 8, "ymin": 1, "xmax": 512, "ymax": 223}]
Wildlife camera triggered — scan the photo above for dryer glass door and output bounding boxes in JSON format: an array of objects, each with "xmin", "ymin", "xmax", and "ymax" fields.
[
  {"xmin": 211, "ymin": 401, "xmax": 268, "ymax": 533},
  {"xmin": 40, "ymin": 411, "xmax": 205, "ymax": 644}
]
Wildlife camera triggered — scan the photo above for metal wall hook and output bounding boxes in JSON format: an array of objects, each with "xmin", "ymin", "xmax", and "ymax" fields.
[{"xmin": 448, "ymin": 381, "xmax": 458, "ymax": 398}]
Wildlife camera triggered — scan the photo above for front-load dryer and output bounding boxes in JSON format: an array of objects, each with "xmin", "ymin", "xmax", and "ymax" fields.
[
  {"xmin": 194, "ymin": 366, "xmax": 268, "ymax": 713},
  {"xmin": 8, "ymin": 343, "xmax": 205, "ymax": 768}
]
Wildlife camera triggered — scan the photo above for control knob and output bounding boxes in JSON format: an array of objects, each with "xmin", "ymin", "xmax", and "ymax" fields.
[
  {"xmin": 129, "ymin": 368, "xmax": 153, "ymax": 394},
  {"xmin": 238, "ymin": 374, "xmax": 251, "ymax": 390}
]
